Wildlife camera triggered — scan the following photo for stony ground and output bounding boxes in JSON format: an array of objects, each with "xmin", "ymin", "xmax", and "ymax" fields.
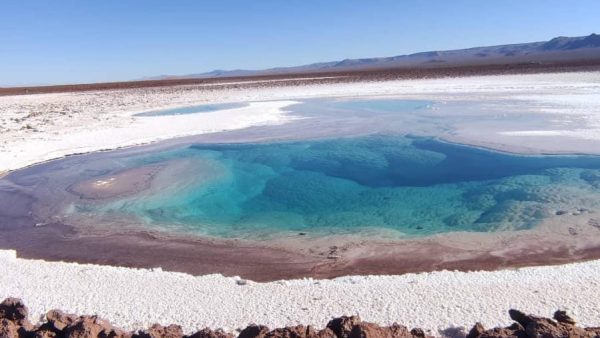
[{"xmin": 2, "ymin": 298, "xmax": 600, "ymax": 338}]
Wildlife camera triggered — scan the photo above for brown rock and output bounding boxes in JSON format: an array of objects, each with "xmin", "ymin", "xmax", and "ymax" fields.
[
  {"xmin": 237, "ymin": 326, "xmax": 269, "ymax": 338},
  {"xmin": 33, "ymin": 329, "xmax": 58, "ymax": 338},
  {"xmin": 525, "ymin": 318, "xmax": 595, "ymax": 338},
  {"xmin": 553, "ymin": 310, "xmax": 577, "ymax": 326},
  {"xmin": 0, "ymin": 299, "xmax": 29, "ymax": 327},
  {"xmin": 509, "ymin": 309, "xmax": 593, "ymax": 338},
  {"xmin": 134, "ymin": 324, "xmax": 183, "ymax": 338},
  {"xmin": 348, "ymin": 322, "xmax": 413, "ymax": 338},
  {"xmin": 46, "ymin": 310, "xmax": 78, "ymax": 332},
  {"xmin": 186, "ymin": 328, "xmax": 233, "ymax": 338},
  {"xmin": 0, "ymin": 319, "xmax": 19, "ymax": 338},
  {"xmin": 466, "ymin": 323, "xmax": 485, "ymax": 338},
  {"xmin": 584, "ymin": 327, "xmax": 600, "ymax": 336},
  {"xmin": 523, "ymin": 317, "xmax": 562, "ymax": 338},
  {"xmin": 64, "ymin": 316, "xmax": 113, "ymax": 338},
  {"xmin": 103, "ymin": 328, "xmax": 133, "ymax": 338},
  {"xmin": 478, "ymin": 323, "xmax": 526, "ymax": 338},
  {"xmin": 265, "ymin": 325, "xmax": 309, "ymax": 338},
  {"xmin": 305, "ymin": 327, "xmax": 335, "ymax": 338},
  {"xmin": 326, "ymin": 316, "xmax": 361, "ymax": 338}
]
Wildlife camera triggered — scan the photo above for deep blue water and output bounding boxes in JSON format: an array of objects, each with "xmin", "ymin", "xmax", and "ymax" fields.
[
  {"xmin": 135, "ymin": 102, "xmax": 247, "ymax": 117},
  {"xmin": 79, "ymin": 134, "xmax": 600, "ymax": 239}
]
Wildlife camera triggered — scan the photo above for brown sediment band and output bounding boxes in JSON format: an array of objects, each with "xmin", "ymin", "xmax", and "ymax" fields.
[
  {"xmin": 3, "ymin": 214, "xmax": 600, "ymax": 282},
  {"xmin": 2, "ymin": 297, "xmax": 600, "ymax": 338}
]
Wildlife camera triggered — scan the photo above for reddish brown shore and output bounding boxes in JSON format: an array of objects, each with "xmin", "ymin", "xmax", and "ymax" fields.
[
  {"xmin": 2, "ymin": 213, "xmax": 600, "ymax": 282},
  {"xmin": 2, "ymin": 60, "xmax": 600, "ymax": 282}
]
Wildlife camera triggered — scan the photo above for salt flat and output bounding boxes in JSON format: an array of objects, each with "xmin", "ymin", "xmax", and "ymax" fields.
[
  {"xmin": 2, "ymin": 72, "xmax": 600, "ymax": 336},
  {"xmin": 2, "ymin": 72, "xmax": 600, "ymax": 172},
  {"xmin": 1, "ymin": 250, "xmax": 600, "ymax": 336}
]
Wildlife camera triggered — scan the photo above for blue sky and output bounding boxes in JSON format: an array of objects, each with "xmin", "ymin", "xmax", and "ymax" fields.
[{"xmin": 1, "ymin": 0, "xmax": 599, "ymax": 85}]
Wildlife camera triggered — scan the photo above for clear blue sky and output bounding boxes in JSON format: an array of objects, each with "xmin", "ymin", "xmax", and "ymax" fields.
[{"xmin": 1, "ymin": 0, "xmax": 598, "ymax": 85}]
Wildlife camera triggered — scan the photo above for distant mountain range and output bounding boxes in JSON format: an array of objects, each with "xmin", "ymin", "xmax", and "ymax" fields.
[{"xmin": 144, "ymin": 33, "xmax": 600, "ymax": 80}]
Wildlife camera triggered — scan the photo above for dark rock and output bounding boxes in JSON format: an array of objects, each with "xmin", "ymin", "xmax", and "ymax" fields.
[
  {"xmin": 408, "ymin": 328, "xmax": 425, "ymax": 338},
  {"xmin": 187, "ymin": 328, "xmax": 233, "ymax": 338},
  {"xmin": 33, "ymin": 329, "xmax": 58, "ymax": 338},
  {"xmin": 238, "ymin": 325, "xmax": 269, "ymax": 338},
  {"xmin": 553, "ymin": 310, "xmax": 576, "ymax": 325},
  {"xmin": 0, "ymin": 299, "xmax": 29, "ymax": 326},
  {"xmin": 466, "ymin": 323, "xmax": 485, "ymax": 338},
  {"xmin": 134, "ymin": 324, "xmax": 183, "ymax": 338},
  {"xmin": 508, "ymin": 310, "xmax": 532, "ymax": 328},
  {"xmin": 326, "ymin": 316, "xmax": 361, "ymax": 338}
]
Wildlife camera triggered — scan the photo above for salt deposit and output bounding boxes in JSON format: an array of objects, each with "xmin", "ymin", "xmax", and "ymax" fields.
[
  {"xmin": 2, "ymin": 71, "xmax": 600, "ymax": 172},
  {"xmin": 2, "ymin": 72, "xmax": 600, "ymax": 337},
  {"xmin": 1, "ymin": 250, "xmax": 600, "ymax": 336}
]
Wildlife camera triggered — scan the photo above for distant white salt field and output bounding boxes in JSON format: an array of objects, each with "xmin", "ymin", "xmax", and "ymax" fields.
[{"xmin": 1, "ymin": 72, "xmax": 600, "ymax": 173}]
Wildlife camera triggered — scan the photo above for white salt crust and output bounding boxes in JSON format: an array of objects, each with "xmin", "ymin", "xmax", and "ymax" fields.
[
  {"xmin": 1, "ymin": 250, "xmax": 600, "ymax": 336},
  {"xmin": 1, "ymin": 71, "xmax": 600, "ymax": 172},
  {"xmin": 2, "ymin": 73, "xmax": 600, "ymax": 336}
]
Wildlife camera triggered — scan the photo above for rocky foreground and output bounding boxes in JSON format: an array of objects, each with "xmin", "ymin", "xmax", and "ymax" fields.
[{"xmin": 1, "ymin": 298, "xmax": 600, "ymax": 338}]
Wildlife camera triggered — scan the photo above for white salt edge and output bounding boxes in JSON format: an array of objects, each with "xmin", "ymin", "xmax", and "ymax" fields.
[
  {"xmin": 2, "ymin": 249, "xmax": 600, "ymax": 337},
  {"xmin": 2, "ymin": 71, "xmax": 600, "ymax": 173}
]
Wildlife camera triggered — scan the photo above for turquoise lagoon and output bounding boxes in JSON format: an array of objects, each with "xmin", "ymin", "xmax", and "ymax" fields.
[{"xmin": 75, "ymin": 134, "xmax": 600, "ymax": 240}]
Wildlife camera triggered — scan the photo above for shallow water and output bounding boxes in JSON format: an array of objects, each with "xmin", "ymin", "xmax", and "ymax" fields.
[
  {"xmin": 4, "ymin": 97, "xmax": 600, "ymax": 242},
  {"xmin": 71, "ymin": 134, "xmax": 600, "ymax": 240}
]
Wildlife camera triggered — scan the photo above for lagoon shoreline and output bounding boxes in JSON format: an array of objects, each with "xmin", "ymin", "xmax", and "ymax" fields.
[
  {"xmin": 2, "ymin": 71, "xmax": 600, "ymax": 336},
  {"xmin": 2, "ymin": 207, "xmax": 600, "ymax": 282}
]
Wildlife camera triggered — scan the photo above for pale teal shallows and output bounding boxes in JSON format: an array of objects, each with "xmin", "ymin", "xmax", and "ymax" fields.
[{"xmin": 78, "ymin": 135, "xmax": 600, "ymax": 240}]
